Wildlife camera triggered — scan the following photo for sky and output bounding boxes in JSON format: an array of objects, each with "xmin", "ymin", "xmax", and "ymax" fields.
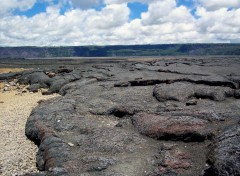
[{"xmin": 0, "ymin": 0, "xmax": 240, "ymax": 46}]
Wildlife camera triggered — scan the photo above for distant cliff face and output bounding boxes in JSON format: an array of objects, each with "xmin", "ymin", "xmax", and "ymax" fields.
[
  {"xmin": 0, "ymin": 44, "xmax": 240, "ymax": 58},
  {"xmin": 0, "ymin": 47, "xmax": 75, "ymax": 58}
]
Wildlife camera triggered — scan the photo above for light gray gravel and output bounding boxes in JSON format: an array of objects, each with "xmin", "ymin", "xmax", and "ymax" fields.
[{"xmin": 0, "ymin": 90, "xmax": 59, "ymax": 176}]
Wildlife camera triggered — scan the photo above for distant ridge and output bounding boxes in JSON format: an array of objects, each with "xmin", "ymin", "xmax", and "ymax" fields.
[{"xmin": 0, "ymin": 44, "xmax": 240, "ymax": 58}]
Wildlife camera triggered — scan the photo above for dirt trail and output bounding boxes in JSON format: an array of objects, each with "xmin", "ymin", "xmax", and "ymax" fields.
[{"xmin": 0, "ymin": 91, "xmax": 58, "ymax": 176}]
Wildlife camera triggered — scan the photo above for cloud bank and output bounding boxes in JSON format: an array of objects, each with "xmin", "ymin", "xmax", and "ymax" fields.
[{"xmin": 0, "ymin": 0, "xmax": 239, "ymax": 46}]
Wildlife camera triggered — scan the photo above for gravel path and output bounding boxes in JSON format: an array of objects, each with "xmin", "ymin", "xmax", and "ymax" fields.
[{"xmin": 0, "ymin": 91, "xmax": 59, "ymax": 176}]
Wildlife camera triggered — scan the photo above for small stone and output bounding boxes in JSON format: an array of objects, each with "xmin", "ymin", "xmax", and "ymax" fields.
[
  {"xmin": 37, "ymin": 99, "xmax": 45, "ymax": 104},
  {"xmin": 32, "ymin": 89, "xmax": 38, "ymax": 93},
  {"xmin": 22, "ymin": 89, "xmax": 28, "ymax": 93},
  {"xmin": 3, "ymin": 87, "xmax": 10, "ymax": 91},
  {"xmin": 47, "ymin": 72, "xmax": 56, "ymax": 78},
  {"xmin": 115, "ymin": 123, "xmax": 123, "ymax": 127},
  {"xmin": 68, "ymin": 142, "xmax": 74, "ymax": 147},
  {"xmin": 186, "ymin": 99, "xmax": 197, "ymax": 106},
  {"xmin": 235, "ymin": 90, "xmax": 240, "ymax": 98},
  {"xmin": 42, "ymin": 90, "xmax": 52, "ymax": 95},
  {"xmin": 9, "ymin": 81, "xmax": 16, "ymax": 86},
  {"xmin": 40, "ymin": 88, "xmax": 48, "ymax": 92}
]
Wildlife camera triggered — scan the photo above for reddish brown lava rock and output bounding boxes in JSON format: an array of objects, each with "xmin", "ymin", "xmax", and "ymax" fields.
[
  {"xmin": 157, "ymin": 146, "xmax": 192, "ymax": 175},
  {"xmin": 131, "ymin": 113, "xmax": 212, "ymax": 142}
]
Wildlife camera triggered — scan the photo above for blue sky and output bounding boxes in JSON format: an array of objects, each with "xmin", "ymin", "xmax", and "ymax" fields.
[
  {"xmin": 12, "ymin": 1, "xmax": 150, "ymax": 19},
  {"xmin": 13, "ymin": 0, "xmax": 69, "ymax": 17},
  {"xmin": 127, "ymin": 2, "xmax": 148, "ymax": 20},
  {"xmin": 0, "ymin": 0, "xmax": 240, "ymax": 46},
  {"xmin": 13, "ymin": 1, "xmax": 49, "ymax": 17},
  {"xmin": 13, "ymin": 0, "xmax": 195, "ymax": 19}
]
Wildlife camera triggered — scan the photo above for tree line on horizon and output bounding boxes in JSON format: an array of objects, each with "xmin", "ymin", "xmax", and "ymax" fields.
[{"xmin": 0, "ymin": 44, "xmax": 240, "ymax": 58}]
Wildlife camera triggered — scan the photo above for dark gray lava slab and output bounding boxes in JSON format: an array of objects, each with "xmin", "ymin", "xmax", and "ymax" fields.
[
  {"xmin": 13, "ymin": 57, "xmax": 240, "ymax": 175},
  {"xmin": 153, "ymin": 82, "xmax": 235, "ymax": 102},
  {"xmin": 204, "ymin": 125, "xmax": 240, "ymax": 176},
  {"xmin": 132, "ymin": 113, "xmax": 213, "ymax": 142}
]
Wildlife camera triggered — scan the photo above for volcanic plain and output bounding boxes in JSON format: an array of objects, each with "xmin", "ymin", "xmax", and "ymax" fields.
[{"xmin": 0, "ymin": 56, "xmax": 239, "ymax": 176}]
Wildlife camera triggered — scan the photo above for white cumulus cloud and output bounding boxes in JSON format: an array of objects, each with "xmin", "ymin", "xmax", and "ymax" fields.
[
  {"xmin": 70, "ymin": 0, "xmax": 102, "ymax": 9},
  {"xmin": 0, "ymin": 3, "xmax": 130, "ymax": 46},
  {"xmin": 197, "ymin": 0, "xmax": 240, "ymax": 11},
  {"xmin": 0, "ymin": 0, "xmax": 239, "ymax": 46},
  {"xmin": 0, "ymin": 0, "xmax": 36, "ymax": 15},
  {"xmin": 196, "ymin": 7, "xmax": 240, "ymax": 42},
  {"xmin": 104, "ymin": 0, "xmax": 155, "ymax": 4}
]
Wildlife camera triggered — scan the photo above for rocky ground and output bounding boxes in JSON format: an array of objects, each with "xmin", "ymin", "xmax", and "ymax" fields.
[
  {"xmin": 0, "ymin": 71, "xmax": 59, "ymax": 176},
  {"xmin": 0, "ymin": 56, "xmax": 240, "ymax": 176}
]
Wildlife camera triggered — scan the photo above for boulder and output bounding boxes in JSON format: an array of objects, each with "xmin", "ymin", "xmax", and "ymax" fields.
[
  {"xmin": 28, "ymin": 83, "xmax": 42, "ymax": 93},
  {"xmin": 59, "ymin": 78, "xmax": 97, "ymax": 96},
  {"xmin": 153, "ymin": 82, "xmax": 194, "ymax": 102},
  {"xmin": 49, "ymin": 79, "xmax": 71, "ymax": 93},
  {"xmin": 49, "ymin": 73, "xmax": 81, "ymax": 93},
  {"xmin": 194, "ymin": 85, "xmax": 234, "ymax": 101},
  {"xmin": 18, "ymin": 71, "xmax": 52, "ymax": 88},
  {"xmin": 153, "ymin": 82, "xmax": 235, "ymax": 102}
]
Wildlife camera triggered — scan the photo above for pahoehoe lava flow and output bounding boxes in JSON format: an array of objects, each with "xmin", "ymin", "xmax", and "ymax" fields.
[{"xmin": 1, "ymin": 56, "xmax": 240, "ymax": 176}]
